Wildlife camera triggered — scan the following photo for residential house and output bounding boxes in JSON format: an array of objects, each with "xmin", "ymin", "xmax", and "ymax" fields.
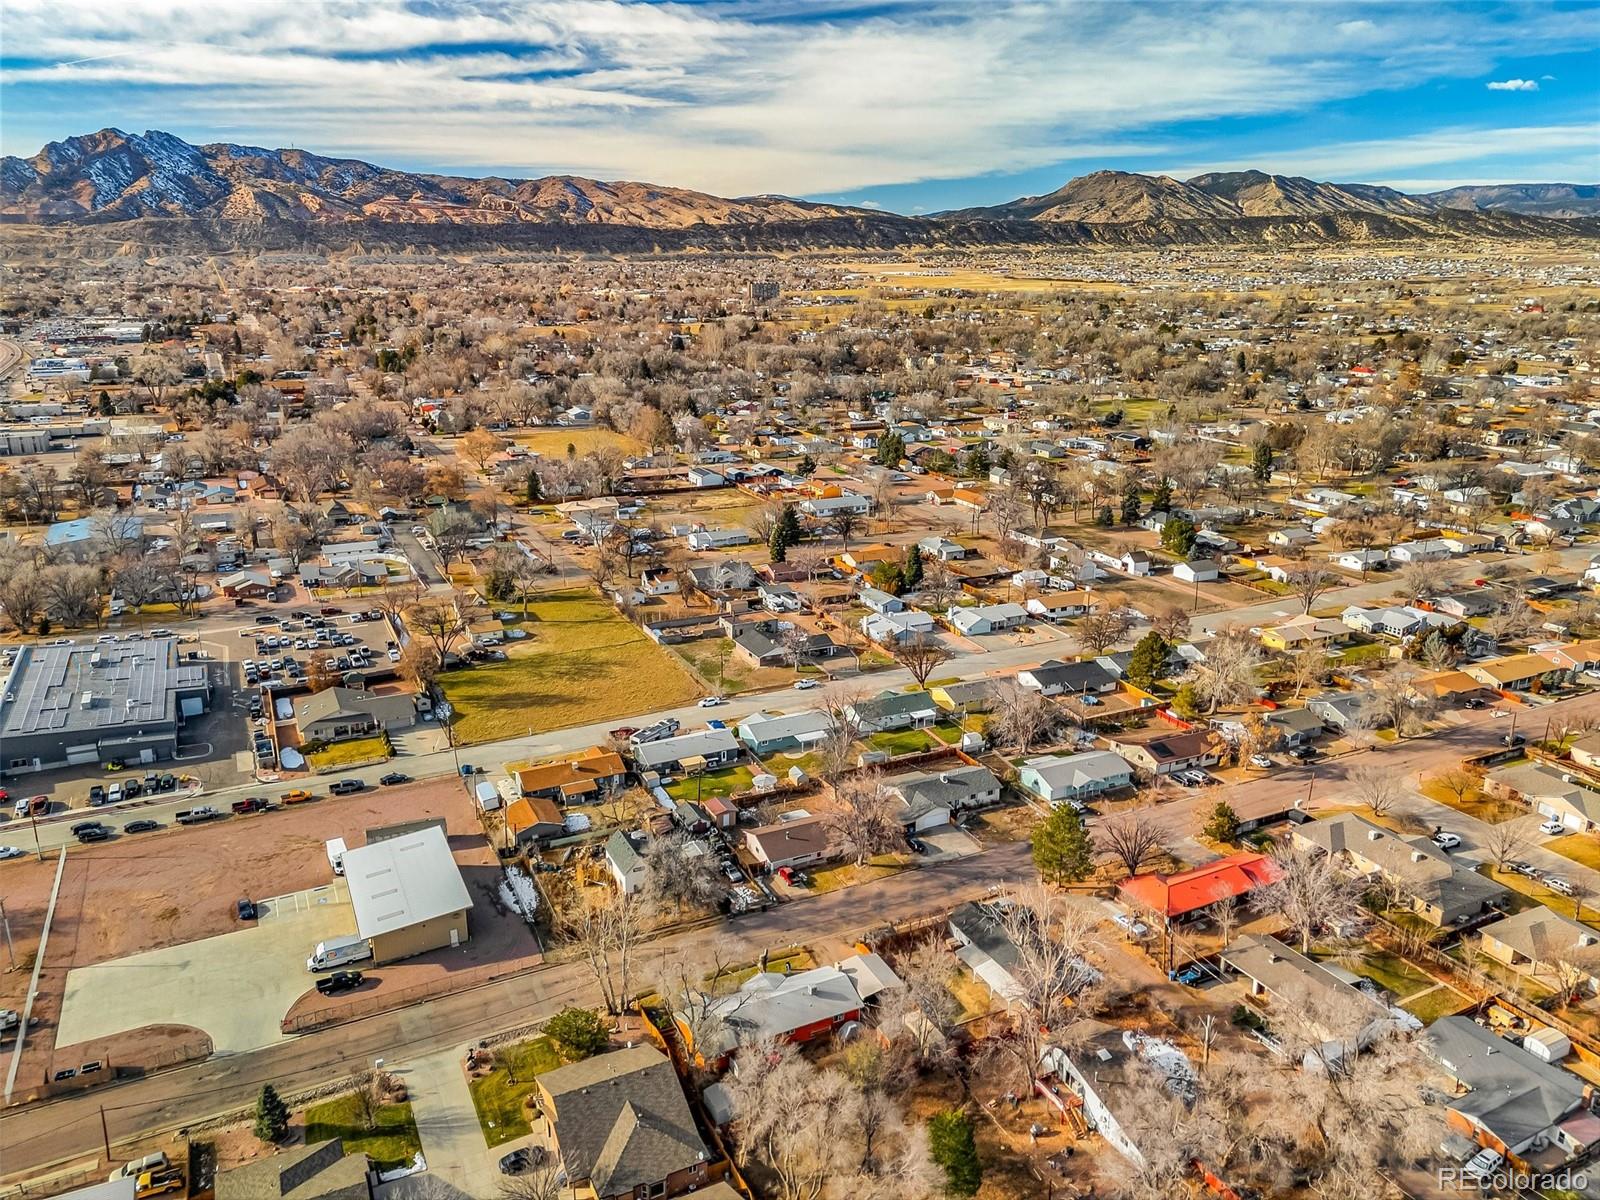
[
  {"xmin": 1389, "ymin": 538, "xmax": 1456, "ymax": 563},
  {"xmin": 736, "ymin": 709, "xmax": 833, "ymax": 756},
  {"xmin": 1330, "ymin": 548, "xmax": 1391, "ymax": 573},
  {"xmin": 918, "ymin": 536, "xmax": 970, "ymax": 561},
  {"xmin": 1016, "ymin": 751, "xmax": 1135, "ymax": 806},
  {"xmin": 1571, "ymin": 730, "xmax": 1600, "ymax": 772},
  {"xmin": 1024, "ymin": 591, "xmax": 1096, "ymax": 621},
  {"xmin": 215, "ymin": 1139, "xmax": 371, "ymax": 1200},
  {"xmin": 857, "ymin": 586, "xmax": 904, "ymax": 614},
  {"xmin": 845, "ymin": 690, "xmax": 938, "ymax": 733},
  {"xmin": 679, "ymin": 965, "xmax": 865, "ymax": 1063},
  {"xmin": 860, "ymin": 609, "xmax": 935, "ymax": 644},
  {"xmin": 1341, "ymin": 604, "xmax": 1432, "ymax": 639},
  {"xmin": 687, "ymin": 560, "xmax": 761, "ymax": 597},
  {"xmin": 218, "ymin": 570, "xmax": 274, "ymax": 598},
  {"xmin": 930, "ymin": 678, "xmax": 1005, "ymax": 714},
  {"xmin": 885, "ymin": 764, "xmax": 1002, "ymax": 828},
  {"xmin": 687, "ymin": 466, "xmax": 725, "ymax": 487},
  {"xmin": 1306, "ymin": 690, "xmax": 1388, "ymax": 732},
  {"xmin": 756, "ymin": 581, "xmax": 803, "ymax": 613},
  {"xmin": 536, "ymin": 1045, "xmax": 716, "ymax": 1200},
  {"xmin": 1290, "ymin": 812, "xmax": 1507, "ymax": 927},
  {"xmin": 1422, "ymin": 1017, "xmax": 1596, "ymax": 1167},
  {"xmin": 513, "ymin": 747, "xmax": 626, "ymax": 804},
  {"xmin": 1118, "ymin": 549, "xmax": 1153, "ymax": 576},
  {"xmin": 687, "ymin": 527, "xmax": 753, "ymax": 551},
  {"xmin": 1478, "ymin": 906, "xmax": 1600, "ymax": 996},
  {"xmin": 1269, "ymin": 526, "xmax": 1316, "ymax": 549},
  {"xmin": 631, "ymin": 729, "xmax": 742, "ymax": 775},
  {"xmin": 744, "ymin": 813, "xmax": 834, "ymax": 869},
  {"xmin": 640, "ymin": 567, "xmax": 680, "ymax": 596},
  {"xmin": 945, "ymin": 602, "xmax": 1028, "ymax": 635},
  {"xmin": 295, "ymin": 687, "xmax": 416, "ymax": 743},
  {"xmin": 1435, "ymin": 590, "xmax": 1499, "ymax": 619},
  {"xmin": 1484, "ymin": 762, "xmax": 1600, "ymax": 833},
  {"xmin": 1465, "ymin": 654, "xmax": 1571, "ymax": 693},
  {"xmin": 1258, "ymin": 615, "xmax": 1351, "ymax": 652},
  {"xmin": 1535, "ymin": 641, "xmax": 1600, "ymax": 674},
  {"xmin": 1104, "ymin": 729, "xmax": 1221, "ymax": 777},
  {"xmin": 1173, "ymin": 558, "xmax": 1221, "ymax": 584},
  {"xmin": 1038, "ymin": 1024, "xmax": 1165, "ymax": 1167},
  {"xmin": 606, "ymin": 829, "xmax": 649, "ymax": 894},
  {"xmin": 1017, "ymin": 659, "xmax": 1118, "ymax": 697},
  {"xmin": 1222, "ymin": 933, "xmax": 1413, "ymax": 1071},
  {"xmin": 800, "ymin": 493, "xmax": 870, "ymax": 518},
  {"xmin": 730, "ymin": 620, "xmax": 840, "ymax": 669},
  {"xmin": 504, "ymin": 795, "xmax": 566, "ymax": 847},
  {"xmin": 950, "ymin": 899, "xmax": 1097, "ymax": 1009},
  {"xmin": 1120, "ymin": 853, "xmax": 1283, "ymax": 928},
  {"xmin": 1264, "ymin": 707, "xmax": 1325, "ymax": 748}
]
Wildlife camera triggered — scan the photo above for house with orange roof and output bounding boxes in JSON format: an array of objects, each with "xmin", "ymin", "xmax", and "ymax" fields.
[
  {"xmin": 505, "ymin": 795, "xmax": 566, "ymax": 847},
  {"xmin": 512, "ymin": 746, "xmax": 627, "ymax": 804},
  {"xmin": 1118, "ymin": 851, "xmax": 1283, "ymax": 924}
]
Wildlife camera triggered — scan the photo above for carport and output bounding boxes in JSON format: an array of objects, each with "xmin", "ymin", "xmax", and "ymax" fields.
[{"xmin": 56, "ymin": 883, "xmax": 356, "ymax": 1055}]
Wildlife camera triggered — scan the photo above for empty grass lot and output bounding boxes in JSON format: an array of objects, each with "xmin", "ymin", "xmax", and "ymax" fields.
[
  {"xmin": 1547, "ymin": 833, "xmax": 1600, "ymax": 873},
  {"xmin": 439, "ymin": 589, "xmax": 700, "ymax": 744},
  {"xmin": 867, "ymin": 728, "xmax": 938, "ymax": 756},
  {"xmin": 513, "ymin": 428, "xmax": 641, "ymax": 458},
  {"xmin": 467, "ymin": 1035, "xmax": 563, "ymax": 1147},
  {"xmin": 304, "ymin": 1095, "xmax": 422, "ymax": 1171}
]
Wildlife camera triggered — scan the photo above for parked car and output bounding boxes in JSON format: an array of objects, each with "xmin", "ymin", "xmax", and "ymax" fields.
[
  {"xmin": 1432, "ymin": 831, "xmax": 1462, "ymax": 850},
  {"xmin": 1248, "ymin": 754, "xmax": 1273, "ymax": 769},
  {"xmin": 88, "ymin": 785, "xmax": 106, "ymax": 805},
  {"xmin": 698, "ymin": 696, "xmax": 727, "ymax": 708},
  {"xmin": 793, "ymin": 678, "xmax": 818, "ymax": 690},
  {"xmin": 1506, "ymin": 860, "xmax": 1538, "ymax": 877},
  {"xmin": 1113, "ymin": 912, "xmax": 1151, "ymax": 938},
  {"xmin": 329, "ymin": 779, "xmax": 366, "ymax": 795},
  {"xmin": 280, "ymin": 789, "xmax": 315, "ymax": 804},
  {"xmin": 1540, "ymin": 819, "xmax": 1567, "ymax": 836},
  {"xmin": 76, "ymin": 826, "xmax": 111, "ymax": 843},
  {"xmin": 1171, "ymin": 965, "xmax": 1206, "ymax": 986},
  {"xmin": 315, "ymin": 970, "xmax": 365, "ymax": 996},
  {"xmin": 1287, "ymin": 745, "xmax": 1317, "ymax": 761},
  {"xmin": 0, "ymin": 846, "xmax": 27, "ymax": 860},
  {"xmin": 70, "ymin": 820, "xmax": 107, "ymax": 836},
  {"xmin": 497, "ymin": 1147, "xmax": 545, "ymax": 1175},
  {"xmin": 379, "ymin": 773, "xmax": 411, "ymax": 786},
  {"xmin": 236, "ymin": 898, "xmax": 258, "ymax": 921},
  {"xmin": 123, "ymin": 820, "xmax": 160, "ymax": 834},
  {"xmin": 1548, "ymin": 876, "xmax": 1576, "ymax": 896}
]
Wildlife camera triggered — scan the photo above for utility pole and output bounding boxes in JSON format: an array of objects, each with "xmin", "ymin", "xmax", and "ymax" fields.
[
  {"xmin": 0, "ymin": 898, "xmax": 14, "ymax": 971},
  {"xmin": 99, "ymin": 1105, "xmax": 112, "ymax": 1161}
]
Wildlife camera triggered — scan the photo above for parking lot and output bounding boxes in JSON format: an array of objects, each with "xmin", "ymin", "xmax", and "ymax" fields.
[{"xmin": 56, "ymin": 882, "xmax": 357, "ymax": 1055}]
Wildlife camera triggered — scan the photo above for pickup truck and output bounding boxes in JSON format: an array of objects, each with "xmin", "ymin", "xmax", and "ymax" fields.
[
  {"xmin": 136, "ymin": 1169, "xmax": 185, "ymax": 1200},
  {"xmin": 174, "ymin": 806, "xmax": 221, "ymax": 825},
  {"xmin": 231, "ymin": 797, "xmax": 276, "ymax": 815},
  {"xmin": 280, "ymin": 789, "xmax": 315, "ymax": 804}
]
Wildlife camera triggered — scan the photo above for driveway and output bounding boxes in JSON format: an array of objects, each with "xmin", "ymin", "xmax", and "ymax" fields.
[
  {"xmin": 396, "ymin": 1048, "xmax": 502, "ymax": 1199},
  {"xmin": 56, "ymin": 883, "xmax": 355, "ymax": 1055},
  {"xmin": 919, "ymin": 824, "xmax": 982, "ymax": 862}
]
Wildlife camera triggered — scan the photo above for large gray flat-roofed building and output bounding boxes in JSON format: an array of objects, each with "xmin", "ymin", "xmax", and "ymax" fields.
[
  {"xmin": 0, "ymin": 638, "xmax": 209, "ymax": 777},
  {"xmin": 342, "ymin": 825, "xmax": 473, "ymax": 964}
]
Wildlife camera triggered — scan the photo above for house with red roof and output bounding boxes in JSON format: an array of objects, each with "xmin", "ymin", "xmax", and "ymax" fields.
[{"xmin": 1118, "ymin": 851, "xmax": 1283, "ymax": 924}]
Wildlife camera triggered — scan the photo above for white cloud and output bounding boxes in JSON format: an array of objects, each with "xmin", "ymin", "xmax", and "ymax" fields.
[
  {"xmin": 1486, "ymin": 78, "xmax": 1539, "ymax": 91},
  {"xmin": 0, "ymin": 0, "xmax": 1594, "ymax": 194}
]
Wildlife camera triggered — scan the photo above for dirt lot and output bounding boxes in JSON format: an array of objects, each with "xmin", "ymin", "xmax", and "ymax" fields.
[{"xmin": 0, "ymin": 778, "xmax": 490, "ymax": 1088}]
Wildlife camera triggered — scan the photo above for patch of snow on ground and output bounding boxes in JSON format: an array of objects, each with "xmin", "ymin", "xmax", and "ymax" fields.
[{"xmin": 501, "ymin": 866, "xmax": 540, "ymax": 920}]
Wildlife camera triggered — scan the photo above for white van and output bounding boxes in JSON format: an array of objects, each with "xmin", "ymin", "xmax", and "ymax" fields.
[
  {"xmin": 306, "ymin": 935, "xmax": 371, "ymax": 972},
  {"xmin": 325, "ymin": 838, "xmax": 348, "ymax": 876}
]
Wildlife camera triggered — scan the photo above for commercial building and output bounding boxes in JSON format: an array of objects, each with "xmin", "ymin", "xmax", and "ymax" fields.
[
  {"xmin": 342, "ymin": 826, "xmax": 472, "ymax": 963},
  {"xmin": 0, "ymin": 639, "xmax": 209, "ymax": 777}
]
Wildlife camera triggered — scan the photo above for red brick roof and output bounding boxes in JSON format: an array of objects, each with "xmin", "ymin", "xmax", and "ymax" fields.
[{"xmin": 1118, "ymin": 851, "xmax": 1283, "ymax": 919}]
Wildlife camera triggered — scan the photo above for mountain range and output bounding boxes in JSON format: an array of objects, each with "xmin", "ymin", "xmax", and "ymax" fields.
[{"xmin": 2, "ymin": 129, "xmax": 1596, "ymax": 247}]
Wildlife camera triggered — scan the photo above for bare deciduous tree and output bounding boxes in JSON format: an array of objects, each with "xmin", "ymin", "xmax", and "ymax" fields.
[
  {"xmin": 887, "ymin": 634, "xmax": 952, "ymax": 689},
  {"xmin": 1347, "ymin": 764, "xmax": 1403, "ymax": 818},
  {"xmin": 827, "ymin": 771, "xmax": 907, "ymax": 866},
  {"xmin": 1259, "ymin": 847, "xmax": 1368, "ymax": 952},
  {"xmin": 1096, "ymin": 811, "xmax": 1168, "ymax": 879}
]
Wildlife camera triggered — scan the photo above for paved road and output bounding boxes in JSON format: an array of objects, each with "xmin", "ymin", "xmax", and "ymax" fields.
[{"xmin": 0, "ymin": 843, "xmax": 1032, "ymax": 1181}]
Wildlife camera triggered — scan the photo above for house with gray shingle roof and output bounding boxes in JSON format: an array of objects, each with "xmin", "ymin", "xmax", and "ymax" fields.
[
  {"xmin": 1478, "ymin": 906, "xmax": 1600, "ymax": 996},
  {"xmin": 536, "ymin": 1044, "xmax": 714, "ymax": 1200}
]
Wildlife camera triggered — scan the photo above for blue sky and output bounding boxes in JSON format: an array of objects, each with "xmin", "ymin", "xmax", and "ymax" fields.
[{"xmin": 1, "ymin": 0, "xmax": 1596, "ymax": 212}]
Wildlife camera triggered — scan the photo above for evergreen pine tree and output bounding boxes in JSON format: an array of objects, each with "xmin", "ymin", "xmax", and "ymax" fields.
[
  {"xmin": 1203, "ymin": 800, "xmax": 1241, "ymax": 844},
  {"xmin": 903, "ymin": 546, "xmax": 924, "ymax": 589},
  {"xmin": 1126, "ymin": 631, "xmax": 1169, "ymax": 690},
  {"xmin": 927, "ymin": 1110, "xmax": 982, "ymax": 1197},
  {"xmin": 1032, "ymin": 802, "xmax": 1095, "ymax": 884},
  {"xmin": 254, "ymin": 1083, "xmax": 289, "ymax": 1142},
  {"xmin": 525, "ymin": 470, "xmax": 542, "ymax": 503},
  {"xmin": 769, "ymin": 525, "xmax": 787, "ymax": 563},
  {"xmin": 1120, "ymin": 480, "xmax": 1142, "ymax": 525},
  {"xmin": 777, "ymin": 503, "xmax": 802, "ymax": 548},
  {"xmin": 797, "ymin": 454, "xmax": 816, "ymax": 475},
  {"xmin": 1095, "ymin": 504, "xmax": 1113, "ymax": 527},
  {"xmin": 1251, "ymin": 441, "xmax": 1273, "ymax": 482},
  {"xmin": 875, "ymin": 431, "xmax": 905, "ymax": 466},
  {"xmin": 1152, "ymin": 476, "xmax": 1174, "ymax": 511}
]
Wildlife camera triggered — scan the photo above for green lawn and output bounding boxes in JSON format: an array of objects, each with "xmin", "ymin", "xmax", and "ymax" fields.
[
  {"xmin": 1333, "ymin": 642, "xmax": 1391, "ymax": 666},
  {"xmin": 1401, "ymin": 984, "xmax": 1470, "ymax": 1024},
  {"xmin": 439, "ymin": 588, "xmax": 701, "ymax": 744},
  {"xmin": 664, "ymin": 764, "xmax": 756, "ymax": 804},
  {"xmin": 466, "ymin": 1036, "xmax": 564, "ymax": 1148},
  {"xmin": 930, "ymin": 721, "xmax": 968, "ymax": 743},
  {"xmin": 306, "ymin": 735, "xmax": 390, "ymax": 768},
  {"xmin": 304, "ymin": 1096, "xmax": 422, "ymax": 1171},
  {"xmin": 1313, "ymin": 949, "xmax": 1434, "ymax": 999},
  {"xmin": 867, "ymin": 728, "xmax": 937, "ymax": 755}
]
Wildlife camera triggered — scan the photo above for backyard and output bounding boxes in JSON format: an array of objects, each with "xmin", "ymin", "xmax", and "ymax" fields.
[
  {"xmin": 439, "ymin": 588, "xmax": 701, "ymax": 744},
  {"xmin": 303, "ymin": 1094, "xmax": 422, "ymax": 1171},
  {"xmin": 466, "ymin": 1035, "xmax": 564, "ymax": 1148},
  {"xmin": 663, "ymin": 764, "xmax": 757, "ymax": 804},
  {"xmin": 866, "ymin": 728, "xmax": 938, "ymax": 756}
]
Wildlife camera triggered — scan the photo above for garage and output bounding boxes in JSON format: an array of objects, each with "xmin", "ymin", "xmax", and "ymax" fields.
[{"xmin": 56, "ymin": 883, "xmax": 356, "ymax": 1055}]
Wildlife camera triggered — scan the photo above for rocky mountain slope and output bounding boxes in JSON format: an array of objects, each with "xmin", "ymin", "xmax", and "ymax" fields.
[
  {"xmin": 0, "ymin": 128, "xmax": 874, "ymax": 227},
  {"xmin": 1416, "ymin": 183, "xmax": 1600, "ymax": 219},
  {"xmin": 1, "ymin": 129, "xmax": 1593, "ymax": 248}
]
